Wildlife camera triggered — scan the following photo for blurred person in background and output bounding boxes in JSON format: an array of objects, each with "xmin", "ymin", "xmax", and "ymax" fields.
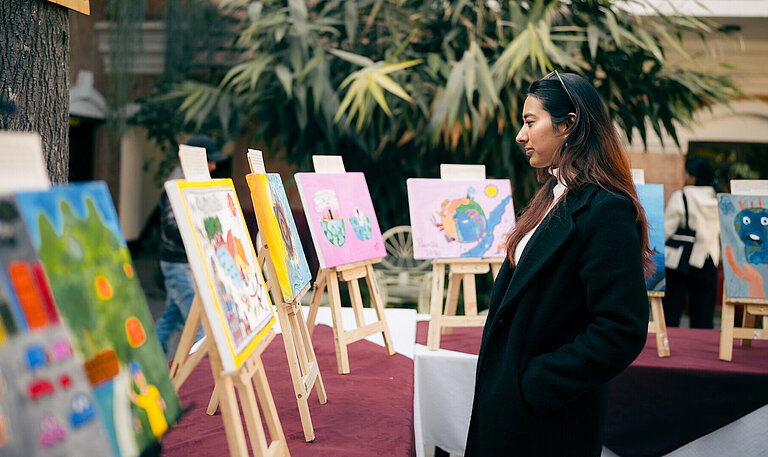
[
  {"xmin": 155, "ymin": 134, "xmax": 227, "ymax": 355},
  {"xmin": 663, "ymin": 157, "xmax": 720, "ymax": 329}
]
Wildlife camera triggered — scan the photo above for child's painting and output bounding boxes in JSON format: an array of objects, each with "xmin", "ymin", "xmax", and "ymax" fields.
[
  {"xmin": 406, "ymin": 179, "xmax": 515, "ymax": 259},
  {"xmin": 719, "ymin": 193, "xmax": 768, "ymax": 299},
  {"xmin": 165, "ymin": 179, "xmax": 275, "ymax": 373},
  {"xmin": 247, "ymin": 173, "xmax": 311, "ymax": 302},
  {"xmin": 636, "ymin": 184, "xmax": 665, "ymax": 291},
  {"xmin": 295, "ymin": 172, "xmax": 386, "ymax": 269},
  {"xmin": 14, "ymin": 182, "xmax": 181, "ymax": 457},
  {"xmin": 0, "ymin": 196, "xmax": 114, "ymax": 457}
]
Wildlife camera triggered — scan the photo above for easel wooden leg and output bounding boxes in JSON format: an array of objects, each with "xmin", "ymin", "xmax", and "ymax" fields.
[
  {"xmin": 741, "ymin": 307, "xmax": 757, "ymax": 347},
  {"xmin": 720, "ymin": 299, "xmax": 736, "ymax": 361},
  {"xmin": 294, "ymin": 304, "xmax": 327, "ymax": 404},
  {"xmin": 169, "ymin": 295, "xmax": 206, "ymax": 391},
  {"xmin": 365, "ymin": 264, "xmax": 395, "ymax": 356},
  {"xmin": 206, "ymin": 384, "xmax": 219, "ymax": 415},
  {"xmin": 441, "ymin": 272, "xmax": 462, "ymax": 335},
  {"xmin": 427, "ymin": 263, "xmax": 446, "ymax": 350},
  {"xmin": 307, "ymin": 270, "xmax": 328, "ymax": 339},
  {"xmin": 649, "ymin": 296, "xmax": 670, "ymax": 357},
  {"xmin": 316, "ymin": 261, "xmax": 396, "ymax": 373},
  {"xmin": 444, "ymin": 273, "xmax": 461, "ymax": 317},
  {"xmin": 253, "ymin": 358, "xmax": 291, "ymax": 456},
  {"xmin": 237, "ymin": 371, "xmax": 270, "ymax": 452},
  {"xmin": 463, "ymin": 274, "xmax": 478, "ymax": 316},
  {"xmin": 206, "ymin": 335, "xmax": 249, "ymax": 457},
  {"xmin": 276, "ymin": 302, "xmax": 316, "ymax": 442},
  {"xmin": 326, "ymin": 270, "xmax": 350, "ymax": 374},
  {"xmin": 348, "ymin": 278, "xmax": 366, "ymax": 329}
]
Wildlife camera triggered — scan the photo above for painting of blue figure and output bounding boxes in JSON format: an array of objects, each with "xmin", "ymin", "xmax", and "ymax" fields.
[
  {"xmin": 636, "ymin": 184, "xmax": 665, "ymax": 291},
  {"xmin": 718, "ymin": 193, "xmax": 768, "ymax": 299}
]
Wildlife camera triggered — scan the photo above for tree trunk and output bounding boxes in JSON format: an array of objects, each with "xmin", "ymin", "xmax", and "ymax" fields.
[{"xmin": 0, "ymin": 0, "xmax": 69, "ymax": 184}]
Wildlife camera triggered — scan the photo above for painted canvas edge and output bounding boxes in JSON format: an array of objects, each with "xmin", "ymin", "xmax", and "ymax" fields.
[
  {"xmin": 266, "ymin": 173, "xmax": 311, "ymax": 298},
  {"xmin": 246, "ymin": 173, "xmax": 295, "ymax": 302},
  {"xmin": 164, "ymin": 179, "xmax": 275, "ymax": 373},
  {"xmin": 635, "ymin": 183, "xmax": 666, "ymax": 291}
]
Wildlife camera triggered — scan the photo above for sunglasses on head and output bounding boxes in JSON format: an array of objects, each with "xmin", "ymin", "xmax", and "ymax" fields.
[{"xmin": 545, "ymin": 70, "xmax": 576, "ymax": 110}]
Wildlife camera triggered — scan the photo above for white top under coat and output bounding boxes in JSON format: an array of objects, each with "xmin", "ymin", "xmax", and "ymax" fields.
[{"xmin": 514, "ymin": 169, "xmax": 567, "ymax": 265}]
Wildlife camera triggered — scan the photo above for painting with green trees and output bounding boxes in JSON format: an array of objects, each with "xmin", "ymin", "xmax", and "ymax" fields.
[{"xmin": 14, "ymin": 182, "xmax": 181, "ymax": 457}]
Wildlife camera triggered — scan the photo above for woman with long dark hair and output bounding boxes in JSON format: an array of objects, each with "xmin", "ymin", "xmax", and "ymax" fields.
[{"xmin": 464, "ymin": 72, "xmax": 651, "ymax": 456}]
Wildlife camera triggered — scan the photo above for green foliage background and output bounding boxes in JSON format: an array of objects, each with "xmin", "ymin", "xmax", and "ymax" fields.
[{"xmin": 132, "ymin": 0, "xmax": 741, "ymax": 230}]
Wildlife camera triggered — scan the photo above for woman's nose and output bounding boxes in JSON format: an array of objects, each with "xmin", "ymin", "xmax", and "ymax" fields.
[{"xmin": 516, "ymin": 126, "xmax": 527, "ymax": 143}]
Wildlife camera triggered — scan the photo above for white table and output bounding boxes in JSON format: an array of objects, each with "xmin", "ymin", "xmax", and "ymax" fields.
[{"xmin": 412, "ymin": 323, "xmax": 768, "ymax": 457}]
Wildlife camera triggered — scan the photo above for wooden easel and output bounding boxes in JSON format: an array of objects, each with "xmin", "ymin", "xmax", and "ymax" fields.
[
  {"xmin": 426, "ymin": 258, "xmax": 503, "ymax": 350},
  {"xmin": 243, "ymin": 152, "xmax": 326, "ymax": 441},
  {"xmin": 257, "ymin": 244, "xmax": 327, "ymax": 442},
  {"xmin": 647, "ymin": 291, "xmax": 670, "ymax": 357},
  {"xmin": 719, "ymin": 295, "xmax": 768, "ymax": 361},
  {"xmin": 169, "ymin": 295, "xmax": 290, "ymax": 457},
  {"xmin": 306, "ymin": 258, "xmax": 396, "ymax": 374}
]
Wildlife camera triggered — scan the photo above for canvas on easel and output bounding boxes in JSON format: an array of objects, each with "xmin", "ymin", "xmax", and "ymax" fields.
[
  {"xmin": 636, "ymin": 183, "xmax": 670, "ymax": 357},
  {"xmin": 295, "ymin": 159, "xmax": 395, "ymax": 374},
  {"xmin": 294, "ymin": 171, "xmax": 386, "ymax": 268},
  {"xmin": 164, "ymin": 144, "xmax": 289, "ymax": 457},
  {"xmin": 165, "ymin": 178, "xmax": 275, "ymax": 372},
  {"xmin": 14, "ymin": 182, "xmax": 182, "ymax": 456},
  {"xmin": 717, "ymin": 191, "xmax": 768, "ymax": 361},
  {"xmin": 406, "ymin": 170, "xmax": 515, "ymax": 350},
  {"xmin": 406, "ymin": 177, "xmax": 515, "ymax": 260},
  {"xmin": 247, "ymin": 172, "xmax": 312, "ymax": 302},
  {"xmin": 246, "ymin": 151, "xmax": 326, "ymax": 442},
  {"xmin": 0, "ymin": 196, "xmax": 114, "ymax": 457}
]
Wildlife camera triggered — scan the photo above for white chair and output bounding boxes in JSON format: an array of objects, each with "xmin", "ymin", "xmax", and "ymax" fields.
[{"xmin": 374, "ymin": 225, "xmax": 432, "ymax": 313}]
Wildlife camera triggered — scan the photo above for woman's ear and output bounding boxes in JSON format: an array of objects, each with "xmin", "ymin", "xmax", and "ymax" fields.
[{"xmin": 568, "ymin": 112, "xmax": 576, "ymax": 125}]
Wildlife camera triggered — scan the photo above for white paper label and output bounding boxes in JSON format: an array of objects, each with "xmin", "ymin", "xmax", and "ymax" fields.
[
  {"xmin": 0, "ymin": 131, "xmax": 50, "ymax": 193},
  {"xmin": 631, "ymin": 168, "xmax": 645, "ymax": 185},
  {"xmin": 313, "ymin": 155, "xmax": 346, "ymax": 173},
  {"xmin": 179, "ymin": 144, "xmax": 211, "ymax": 181},
  {"xmin": 247, "ymin": 149, "xmax": 267, "ymax": 174},
  {"xmin": 730, "ymin": 180, "xmax": 768, "ymax": 196},
  {"xmin": 440, "ymin": 164, "xmax": 486, "ymax": 181}
]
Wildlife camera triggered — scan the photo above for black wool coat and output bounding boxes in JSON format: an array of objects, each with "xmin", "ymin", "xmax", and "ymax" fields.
[{"xmin": 464, "ymin": 184, "xmax": 649, "ymax": 457}]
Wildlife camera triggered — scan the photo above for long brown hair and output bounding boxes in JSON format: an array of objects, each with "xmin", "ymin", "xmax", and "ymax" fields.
[{"xmin": 505, "ymin": 72, "xmax": 653, "ymax": 275}]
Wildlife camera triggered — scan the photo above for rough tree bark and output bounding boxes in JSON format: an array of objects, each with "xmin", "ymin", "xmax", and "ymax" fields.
[{"xmin": 0, "ymin": 0, "xmax": 69, "ymax": 183}]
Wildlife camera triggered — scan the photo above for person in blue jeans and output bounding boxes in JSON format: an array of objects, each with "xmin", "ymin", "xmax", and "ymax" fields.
[{"xmin": 155, "ymin": 134, "xmax": 227, "ymax": 355}]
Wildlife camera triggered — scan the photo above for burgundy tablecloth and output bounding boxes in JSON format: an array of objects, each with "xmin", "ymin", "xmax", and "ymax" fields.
[
  {"xmin": 161, "ymin": 324, "xmax": 415, "ymax": 457},
  {"xmin": 606, "ymin": 328, "xmax": 768, "ymax": 457},
  {"xmin": 415, "ymin": 321, "xmax": 768, "ymax": 457}
]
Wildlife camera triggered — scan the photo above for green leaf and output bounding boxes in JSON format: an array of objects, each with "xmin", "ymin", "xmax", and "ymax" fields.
[
  {"xmin": 371, "ymin": 73, "xmax": 412, "ymax": 102},
  {"xmin": 462, "ymin": 51, "xmax": 476, "ymax": 105},
  {"xmin": 367, "ymin": 75, "xmax": 392, "ymax": 116},
  {"xmin": 275, "ymin": 65, "xmax": 293, "ymax": 97},
  {"xmin": 587, "ymin": 23, "xmax": 599, "ymax": 59},
  {"xmin": 377, "ymin": 60, "xmax": 422, "ymax": 75},
  {"xmin": 605, "ymin": 9, "xmax": 622, "ymax": 47},
  {"xmin": 344, "ymin": 0, "xmax": 358, "ymax": 43},
  {"xmin": 329, "ymin": 48, "xmax": 375, "ymax": 67}
]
